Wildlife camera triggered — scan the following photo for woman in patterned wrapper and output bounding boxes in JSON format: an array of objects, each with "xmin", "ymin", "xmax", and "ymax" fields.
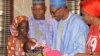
[
  {"xmin": 7, "ymin": 16, "xmax": 30, "ymax": 56},
  {"xmin": 81, "ymin": 0, "xmax": 100, "ymax": 54},
  {"xmin": 8, "ymin": 16, "xmax": 61, "ymax": 56}
]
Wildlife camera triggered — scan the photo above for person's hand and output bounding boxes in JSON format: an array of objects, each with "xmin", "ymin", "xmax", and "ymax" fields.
[
  {"xmin": 41, "ymin": 40, "xmax": 46, "ymax": 47},
  {"xmin": 31, "ymin": 38, "xmax": 37, "ymax": 43},
  {"xmin": 34, "ymin": 43, "xmax": 40, "ymax": 47}
]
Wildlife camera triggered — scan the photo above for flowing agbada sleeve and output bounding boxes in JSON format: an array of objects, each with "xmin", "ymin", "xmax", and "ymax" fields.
[
  {"xmin": 66, "ymin": 17, "xmax": 89, "ymax": 56},
  {"xmin": 10, "ymin": 17, "xmax": 19, "ymax": 36},
  {"xmin": 68, "ymin": 26, "xmax": 89, "ymax": 56},
  {"xmin": 10, "ymin": 16, "xmax": 28, "ymax": 36},
  {"xmin": 56, "ymin": 13, "xmax": 89, "ymax": 56}
]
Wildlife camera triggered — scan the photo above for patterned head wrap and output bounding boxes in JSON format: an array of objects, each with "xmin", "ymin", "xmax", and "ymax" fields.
[{"xmin": 10, "ymin": 16, "xmax": 28, "ymax": 36}]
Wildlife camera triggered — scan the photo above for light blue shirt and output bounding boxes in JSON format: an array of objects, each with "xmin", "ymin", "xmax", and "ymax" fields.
[{"xmin": 52, "ymin": 12, "xmax": 89, "ymax": 56}]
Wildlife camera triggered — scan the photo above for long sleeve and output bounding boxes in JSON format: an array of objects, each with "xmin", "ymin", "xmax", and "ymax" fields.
[
  {"xmin": 59, "ymin": 13, "xmax": 89, "ymax": 56},
  {"xmin": 7, "ymin": 36, "xmax": 15, "ymax": 56},
  {"xmin": 69, "ymin": 30, "xmax": 88, "ymax": 56},
  {"xmin": 7, "ymin": 36, "xmax": 25, "ymax": 56},
  {"xmin": 67, "ymin": 19, "xmax": 89, "ymax": 56}
]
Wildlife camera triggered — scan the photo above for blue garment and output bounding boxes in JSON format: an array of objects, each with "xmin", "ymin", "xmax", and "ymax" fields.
[
  {"xmin": 52, "ymin": 12, "xmax": 89, "ymax": 56},
  {"xmin": 50, "ymin": 0, "xmax": 66, "ymax": 8},
  {"xmin": 28, "ymin": 16, "xmax": 54, "ymax": 47}
]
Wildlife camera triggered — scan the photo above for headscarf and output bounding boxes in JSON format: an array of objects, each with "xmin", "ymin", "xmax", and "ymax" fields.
[
  {"xmin": 81, "ymin": 0, "xmax": 100, "ymax": 52},
  {"xmin": 10, "ymin": 16, "xmax": 28, "ymax": 36},
  {"xmin": 81, "ymin": 0, "xmax": 100, "ymax": 17},
  {"xmin": 50, "ymin": 0, "xmax": 66, "ymax": 8},
  {"xmin": 32, "ymin": 0, "xmax": 45, "ymax": 5}
]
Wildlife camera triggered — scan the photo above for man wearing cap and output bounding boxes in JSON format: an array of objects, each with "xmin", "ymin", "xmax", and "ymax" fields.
[
  {"xmin": 10, "ymin": 0, "xmax": 53, "ymax": 48},
  {"xmin": 50, "ymin": 0, "xmax": 89, "ymax": 56},
  {"xmin": 28, "ymin": 0, "xmax": 52, "ymax": 46}
]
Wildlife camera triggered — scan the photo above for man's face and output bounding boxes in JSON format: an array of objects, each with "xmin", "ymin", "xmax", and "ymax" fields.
[
  {"xmin": 32, "ymin": 4, "xmax": 46, "ymax": 20},
  {"xmin": 50, "ymin": 7, "xmax": 64, "ymax": 21},
  {"xmin": 18, "ymin": 20, "xmax": 29, "ymax": 37}
]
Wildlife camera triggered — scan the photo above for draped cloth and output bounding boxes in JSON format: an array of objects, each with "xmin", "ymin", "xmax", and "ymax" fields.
[
  {"xmin": 7, "ymin": 16, "xmax": 28, "ymax": 56},
  {"xmin": 7, "ymin": 36, "xmax": 25, "ymax": 56},
  {"xmin": 10, "ymin": 16, "xmax": 28, "ymax": 36},
  {"xmin": 52, "ymin": 12, "xmax": 89, "ymax": 56},
  {"xmin": 81, "ymin": 0, "xmax": 100, "ymax": 53}
]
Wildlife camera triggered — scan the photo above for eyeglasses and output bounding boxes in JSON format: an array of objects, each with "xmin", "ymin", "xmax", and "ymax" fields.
[{"xmin": 50, "ymin": 8, "xmax": 61, "ymax": 15}]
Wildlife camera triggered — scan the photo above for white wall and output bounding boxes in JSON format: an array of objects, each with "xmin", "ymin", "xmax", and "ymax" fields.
[{"xmin": 14, "ymin": 0, "xmax": 50, "ymax": 18}]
